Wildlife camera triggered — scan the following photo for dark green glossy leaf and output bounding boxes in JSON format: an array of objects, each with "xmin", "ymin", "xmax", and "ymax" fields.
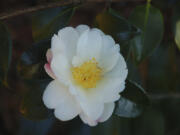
[
  {"xmin": 0, "ymin": 22, "xmax": 12, "ymax": 84},
  {"xmin": 20, "ymin": 79, "xmax": 53, "ymax": 120},
  {"xmin": 129, "ymin": 4, "xmax": 164, "ymax": 63},
  {"xmin": 32, "ymin": 5, "xmax": 75, "ymax": 41},
  {"xmin": 115, "ymin": 80, "xmax": 149, "ymax": 118},
  {"xmin": 95, "ymin": 8, "xmax": 141, "ymax": 44},
  {"xmin": 17, "ymin": 39, "xmax": 50, "ymax": 80},
  {"xmin": 115, "ymin": 97, "xmax": 143, "ymax": 118}
]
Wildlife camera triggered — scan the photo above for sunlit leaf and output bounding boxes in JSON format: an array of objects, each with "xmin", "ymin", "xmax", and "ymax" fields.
[
  {"xmin": 20, "ymin": 79, "xmax": 52, "ymax": 120},
  {"xmin": 17, "ymin": 39, "xmax": 50, "ymax": 80},
  {"xmin": 32, "ymin": 5, "xmax": 75, "ymax": 41},
  {"xmin": 0, "ymin": 22, "xmax": 12, "ymax": 85},
  {"xmin": 129, "ymin": 4, "xmax": 164, "ymax": 63},
  {"xmin": 115, "ymin": 80, "xmax": 149, "ymax": 118}
]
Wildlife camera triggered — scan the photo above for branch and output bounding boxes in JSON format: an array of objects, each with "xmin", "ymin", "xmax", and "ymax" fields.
[
  {"xmin": 0, "ymin": 0, "xmax": 80, "ymax": 20},
  {"xmin": 0, "ymin": 0, "xmax": 144, "ymax": 20},
  {"xmin": 148, "ymin": 93, "xmax": 180, "ymax": 100}
]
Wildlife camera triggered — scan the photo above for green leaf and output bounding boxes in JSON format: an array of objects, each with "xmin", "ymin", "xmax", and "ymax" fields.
[
  {"xmin": 0, "ymin": 22, "xmax": 12, "ymax": 85},
  {"xmin": 17, "ymin": 39, "xmax": 50, "ymax": 80},
  {"xmin": 32, "ymin": 5, "xmax": 75, "ymax": 41},
  {"xmin": 95, "ymin": 8, "xmax": 141, "ymax": 44},
  {"xmin": 20, "ymin": 79, "xmax": 53, "ymax": 120},
  {"xmin": 129, "ymin": 4, "xmax": 164, "ymax": 63},
  {"xmin": 115, "ymin": 80, "xmax": 149, "ymax": 118},
  {"xmin": 115, "ymin": 97, "xmax": 143, "ymax": 118}
]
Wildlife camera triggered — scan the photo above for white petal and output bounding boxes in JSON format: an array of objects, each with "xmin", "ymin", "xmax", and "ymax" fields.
[
  {"xmin": 54, "ymin": 102, "xmax": 80, "ymax": 121},
  {"xmin": 76, "ymin": 29, "xmax": 102, "ymax": 61},
  {"xmin": 115, "ymin": 44, "xmax": 120, "ymax": 52},
  {"xmin": 46, "ymin": 49, "xmax": 52, "ymax": 63},
  {"xmin": 52, "ymin": 27, "xmax": 79, "ymax": 61},
  {"xmin": 99, "ymin": 35, "xmax": 120, "ymax": 72},
  {"xmin": 72, "ymin": 56, "xmax": 84, "ymax": 67},
  {"xmin": 43, "ymin": 80, "xmax": 62, "ymax": 109},
  {"xmin": 51, "ymin": 34, "xmax": 65, "ymax": 55},
  {"xmin": 106, "ymin": 54, "xmax": 128, "ymax": 83},
  {"xmin": 42, "ymin": 81, "xmax": 76, "ymax": 110},
  {"xmin": 43, "ymin": 80, "xmax": 80, "ymax": 121},
  {"xmin": 76, "ymin": 25, "xmax": 90, "ymax": 36},
  {"xmin": 79, "ymin": 112, "xmax": 97, "ymax": 126},
  {"xmin": 51, "ymin": 54, "xmax": 71, "ymax": 85},
  {"xmin": 99, "ymin": 102, "xmax": 115, "ymax": 122},
  {"xmin": 91, "ymin": 28, "xmax": 104, "ymax": 36},
  {"xmin": 69, "ymin": 85, "xmax": 104, "ymax": 121},
  {"xmin": 89, "ymin": 77, "xmax": 124, "ymax": 103},
  {"xmin": 82, "ymin": 101, "xmax": 104, "ymax": 121}
]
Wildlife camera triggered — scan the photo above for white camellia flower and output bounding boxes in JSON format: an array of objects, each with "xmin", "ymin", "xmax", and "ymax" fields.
[{"xmin": 43, "ymin": 25, "xmax": 128, "ymax": 126}]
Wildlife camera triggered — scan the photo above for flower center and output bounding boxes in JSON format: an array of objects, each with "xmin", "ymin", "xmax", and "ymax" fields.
[{"xmin": 72, "ymin": 58, "xmax": 102, "ymax": 89}]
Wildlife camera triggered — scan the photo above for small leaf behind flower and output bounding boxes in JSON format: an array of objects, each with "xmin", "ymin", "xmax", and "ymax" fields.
[
  {"xmin": 115, "ymin": 80, "xmax": 149, "ymax": 118},
  {"xmin": 0, "ymin": 22, "xmax": 12, "ymax": 85},
  {"xmin": 17, "ymin": 39, "xmax": 50, "ymax": 80},
  {"xmin": 115, "ymin": 97, "xmax": 142, "ymax": 118}
]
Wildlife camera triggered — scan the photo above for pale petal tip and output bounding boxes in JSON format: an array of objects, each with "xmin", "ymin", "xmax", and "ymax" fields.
[
  {"xmin": 44, "ymin": 63, "xmax": 56, "ymax": 79},
  {"xmin": 46, "ymin": 49, "xmax": 52, "ymax": 63}
]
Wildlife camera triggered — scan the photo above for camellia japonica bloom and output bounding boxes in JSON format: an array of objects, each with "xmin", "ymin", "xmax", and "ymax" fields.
[{"xmin": 43, "ymin": 25, "xmax": 128, "ymax": 126}]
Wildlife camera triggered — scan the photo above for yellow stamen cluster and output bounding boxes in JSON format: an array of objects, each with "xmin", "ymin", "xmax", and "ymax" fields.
[{"xmin": 72, "ymin": 58, "xmax": 102, "ymax": 89}]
